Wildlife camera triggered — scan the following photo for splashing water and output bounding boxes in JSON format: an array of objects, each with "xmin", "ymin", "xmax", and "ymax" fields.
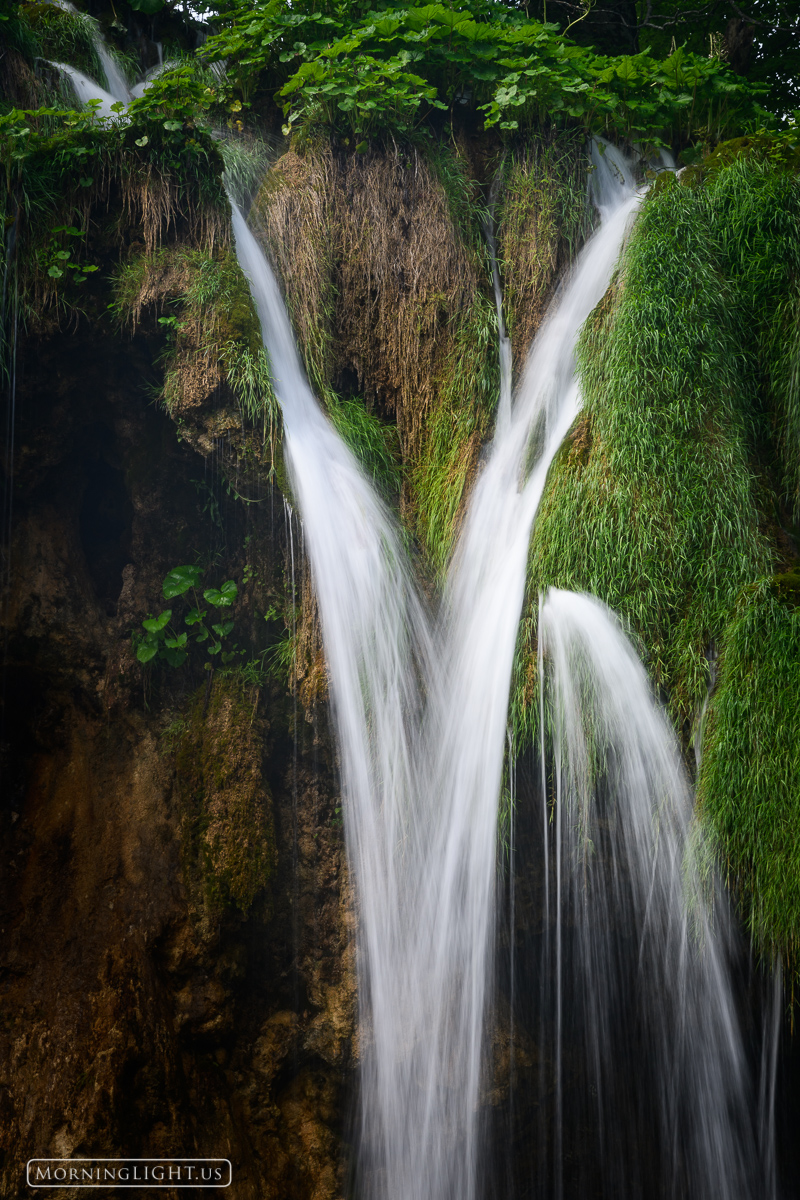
[
  {"xmin": 231, "ymin": 140, "xmax": 766, "ymax": 1199},
  {"xmin": 49, "ymin": 62, "xmax": 121, "ymax": 115}
]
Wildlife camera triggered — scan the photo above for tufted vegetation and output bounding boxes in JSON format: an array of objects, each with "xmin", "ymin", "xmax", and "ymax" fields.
[
  {"xmin": 507, "ymin": 141, "xmax": 800, "ymax": 970},
  {"xmin": 698, "ymin": 576, "xmax": 800, "ymax": 971},
  {"xmin": 512, "ymin": 146, "xmax": 800, "ymax": 751}
]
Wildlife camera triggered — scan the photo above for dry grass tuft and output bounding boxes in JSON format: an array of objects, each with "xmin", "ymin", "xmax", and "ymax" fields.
[
  {"xmin": 253, "ymin": 143, "xmax": 483, "ymax": 471},
  {"xmin": 119, "ymin": 165, "xmax": 228, "ymax": 258},
  {"xmin": 331, "ymin": 148, "xmax": 480, "ymax": 466},
  {"xmin": 498, "ymin": 135, "xmax": 591, "ymax": 369},
  {"xmin": 253, "ymin": 149, "xmax": 335, "ymax": 395}
]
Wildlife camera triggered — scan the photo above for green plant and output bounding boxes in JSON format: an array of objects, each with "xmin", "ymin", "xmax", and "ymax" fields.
[
  {"xmin": 326, "ymin": 394, "xmax": 402, "ymax": 497},
  {"xmin": 511, "ymin": 145, "xmax": 800, "ymax": 751},
  {"xmin": 201, "ymin": 1, "xmax": 772, "ymax": 150},
  {"xmin": 698, "ymin": 576, "xmax": 800, "ymax": 971},
  {"xmin": 38, "ymin": 221, "xmax": 99, "ymax": 285},
  {"xmin": 136, "ymin": 564, "xmax": 241, "ymax": 667}
]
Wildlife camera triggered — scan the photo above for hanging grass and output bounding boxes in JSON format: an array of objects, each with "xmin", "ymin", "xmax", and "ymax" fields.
[
  {"xmin": 411, "ymin": 293, "xmax": 499, "ymax": 575},
  {"xmin": 511, "ymin": 146, "xmax": 800, "ymax": 754},
  {"xmin": 498, "ymin": 130, "xmax": 593, "ymax": 369},
  {"xmin": 326, "ymin": 394, "xmax": 402, "ymax": 500},
  {"xmin": 113, "ymin": 246, "xmax": 280, "ymax": 456},
  {"xmin": 697, "ymin": 576, "xmax": 800, "ymax": 972},
  {"xmin": 21, "ymin": 3, "xmax": 109, "ymax": 89}
]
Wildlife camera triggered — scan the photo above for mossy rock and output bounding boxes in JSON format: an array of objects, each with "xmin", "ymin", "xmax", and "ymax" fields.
[
  {"xmin": 680, "ymin": 133, "xmax": 800, "ymax": 187},
  {"xmin": 698, "ymin": 580, "xmax": 800, "ymax": 972},
  {"xmin": 20, "ymin": 2, "xmax": 102, "ymax": 81},
  {"xmin": 513, "ymin": 152, "xmax": 800, "ymax": 748},
  {"xmin": 174, "ymin": 677, "xmax": 276, "ymax": 917}
]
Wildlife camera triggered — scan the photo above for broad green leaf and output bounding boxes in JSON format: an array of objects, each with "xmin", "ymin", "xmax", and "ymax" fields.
[
  {"xmin": 163, "ymin": 564, "xmax": 203, "ymax": 598},
  {"xmin": 142, "ymin": 609, "xmax": 172, "ymax": 633},
  {"xmin": 163, "ymin": 648, "xmax": 188, "ymax": 667},
  {"xmin": 203, "ymin": 580, "xmax": 238, "ymax": 607}
]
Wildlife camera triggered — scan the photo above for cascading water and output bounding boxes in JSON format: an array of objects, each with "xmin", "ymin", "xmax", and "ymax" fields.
[
  {"xmin": 231, "ymin": 140, "xmax": 769, "ymax": 1199},
  {"xmin": 537, "ymin": 589, "xmax": 758, "ymax": 1199},
  {"xmin": 49, "ymin": 62, "xmax": 121, "ymax": 115},
  {"xmin": 46, "ymin": 0, "xmax": 170, "ymax": 113}
]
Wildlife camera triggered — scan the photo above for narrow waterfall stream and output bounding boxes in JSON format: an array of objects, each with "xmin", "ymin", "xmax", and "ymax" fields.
[
  {"xmin": 231, "ymin": 143, "xmax": 765, "ymax": 1199},
  {"xmin": 539, "ymin": 590, "xmax": 757, "ymax": 1199}
]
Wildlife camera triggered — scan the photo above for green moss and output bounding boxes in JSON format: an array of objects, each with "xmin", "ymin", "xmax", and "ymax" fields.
[
  {"xmin": 513, "ymin": 154, "xmax": 800, "ymax": 748},
  {"xmin": 411, "ymin": 293, "xmax": 499, "ymax": 575},
  {"xmin": 688, "ymin": 132, "xmax": 800, "ymax": 183},
  {"xmin": 174, "ymin": 678, "xmax": 276, "ymax": 917},
  {"xmin": 113, "ymin": 245, "xmax": 280, "ymax": 450},
  {"xmin": 697, "ymin": 578, "xmax": 800, "ymax": 969}
]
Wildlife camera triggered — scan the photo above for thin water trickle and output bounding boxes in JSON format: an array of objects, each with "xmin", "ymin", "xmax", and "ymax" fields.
[
  {"xmin": 231, "ymin": 141, "xmax": 767, "ymax": 1199},
  {"xmin": 484, "ymin": 170, "xmax": 512, "ymax": 439}
]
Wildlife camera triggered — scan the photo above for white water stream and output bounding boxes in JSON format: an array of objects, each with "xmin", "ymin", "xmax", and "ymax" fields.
[
  {"xmin": 231, "ymin": 142, "xmax": 765, "ymax": 1198},
  {"xmin": 539, "ymin": 590, "xmax": 757, "ymax": 1198},
  {"xmin": 46, "ymin": 0, "xmax": 171, "ymax": 114}
]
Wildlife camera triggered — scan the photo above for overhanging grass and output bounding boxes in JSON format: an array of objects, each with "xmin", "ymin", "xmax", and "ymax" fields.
[
  {"xmin": 326, "ymin": 394, "xmax": 402, "ymax": 500},
  {"xmin": 697, "ymin": 575, "xmax": 800, "ymax": 969},
  {"xmin": 411, "ymin": 293, "xmax": 498, "ymax": 576},
  {"xmin": 498, "ymin": 131, "xmax": 592, "ymax": 368},
  {"xmin": 513, "ymin": 150, "xmax": 800, "ymax": 751},
  {"xmin": 113, "ymin": 246, "xmax": 280, "ymax": 453}
]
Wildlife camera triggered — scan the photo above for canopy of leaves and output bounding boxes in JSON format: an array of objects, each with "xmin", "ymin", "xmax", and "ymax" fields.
[{"xmin": 199, "ymin": 1, "xmax": 771, "ymax": 149}]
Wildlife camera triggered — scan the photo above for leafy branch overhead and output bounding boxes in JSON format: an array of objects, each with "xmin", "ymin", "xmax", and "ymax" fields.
[{"xmin": 200, "ymin": 1, "xmax": 772, "ymax": 148}]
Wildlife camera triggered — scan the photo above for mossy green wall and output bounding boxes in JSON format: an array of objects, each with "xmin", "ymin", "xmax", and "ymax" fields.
[{"xmin": 511, "ymin": 143, "xmax": 800, "ymax": 970}]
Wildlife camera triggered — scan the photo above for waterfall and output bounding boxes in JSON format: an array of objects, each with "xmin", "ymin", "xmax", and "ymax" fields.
[
  {"xmin": 231, "ymin": 140, "xmax": 765, "ymax": 1198},
  {"xmin": 49, "ymin": 62, "xmax": 121, "ymax": 116},
  {"xmin": 538, "ymin": 589, "xmax": 757, "ymax": 1198}
]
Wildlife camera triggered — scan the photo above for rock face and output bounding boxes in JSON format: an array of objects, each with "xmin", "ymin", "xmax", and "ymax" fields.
[{"xmin": 0, "ymin": 320, "xmax": 356, "ymax": 1198}]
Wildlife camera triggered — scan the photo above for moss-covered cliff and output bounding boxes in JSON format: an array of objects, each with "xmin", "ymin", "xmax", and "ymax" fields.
[{"xmin": 510, "ymin": 138, "xmax": 800, "ymax": 977}]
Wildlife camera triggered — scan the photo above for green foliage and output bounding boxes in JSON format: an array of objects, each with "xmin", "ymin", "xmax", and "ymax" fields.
[
  {"xmin": 136, "ymin": 565, "xmax": 242, "ymax": 667},
  {"xmin": 37, "ymin": 221, "xmax": 98, "ymax": 284},
  {"xmin": 513, "ymin": 147, "xmax": 800, "ymax": 749},
  {"xmin": 201, "ymin": 1, "xmax": 770, "ymax": 149},
  {"xmin": 326, "ymin": 394, "xmax": 402, "ymax": 498},
  {"xmin": 19, "ymin": 2, "xmax": 106, "ymax": 86},
  {"xmin": 280, "ymin": 53, "xmax": 444, "ymax": 142},
  {"xmin": 698, "ymin": 576, "xmax": 800, "ymax": 968},
  {"xmin": 0, "ymin": 102, "xmax": 227, "ymax": 322},
  {"xmin": 412, "ymin": 294, "xmax": 498, "ymax": 573}
]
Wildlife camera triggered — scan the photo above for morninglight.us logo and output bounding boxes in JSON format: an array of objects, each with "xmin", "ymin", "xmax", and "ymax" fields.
[{"xmin": 26, "ymin": 1159, "xmax": 232, "ymax": 1188}]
